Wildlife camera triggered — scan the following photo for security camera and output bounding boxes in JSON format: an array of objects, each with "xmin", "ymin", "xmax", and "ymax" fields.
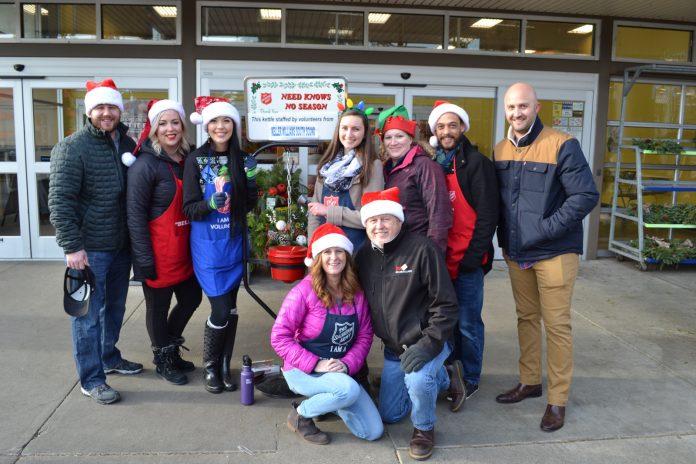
[
  {"xmin": 13, "ymin": 64, "xmax": 25, "ymax": 72},
  {"xmin": 400, "ymin": 72, "xmax": 411, "ymax": 80}
]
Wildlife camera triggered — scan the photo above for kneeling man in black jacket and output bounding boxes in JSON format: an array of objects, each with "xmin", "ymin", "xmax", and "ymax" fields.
[{"xmin": 354, "ymin": 187, "xmax": 464, "ymax": 461}]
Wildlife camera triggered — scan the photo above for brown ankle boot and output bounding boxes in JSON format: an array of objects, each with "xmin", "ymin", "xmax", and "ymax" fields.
[
  {"xmin": 287, "ymin": 402, "xmax": 330, "ymax": 445},
  {"xmin": 409, "ymin": 427, "xmax": 435, "ymax": 460}
]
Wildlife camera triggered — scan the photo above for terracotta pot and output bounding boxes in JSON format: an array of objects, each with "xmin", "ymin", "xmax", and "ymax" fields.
[{"xmin": 267, "ymin": 246, "xmax": 307, "ymax": 283}]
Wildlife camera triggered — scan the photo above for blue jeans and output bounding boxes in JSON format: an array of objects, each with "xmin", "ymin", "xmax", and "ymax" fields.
[
  {"xmin": 71, "ymin": 249, "xmax": 131, "ymax": 390},
  {"xmin": 379, "ymin": 344, "xmax": 451, "ymax": 431},
  {"xmin": 452, "ymin": 268, "xmax": 485, "ymax": 384},
  {"xmin": 283, "ymin": 368, "xmax": 383, "ymax": 441}
]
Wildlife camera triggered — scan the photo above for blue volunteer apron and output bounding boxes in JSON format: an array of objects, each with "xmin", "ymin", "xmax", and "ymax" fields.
[
  {"xmin": 190, "ymin": 153, "xmax": 243, "ymax": 297},
  {"xmin": 319, "ymin": 184, "xmax": 366, "ymax": 251},
  {"xmin": 300, "ymin": 304, "xmax": 359, "ymax": 361}
]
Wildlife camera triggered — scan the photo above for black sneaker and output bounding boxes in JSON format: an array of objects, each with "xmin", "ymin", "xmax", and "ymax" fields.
[
  {"xmin": 464, "ymin": 381, "xmax": 479, "ymax": 400},
  {"xmin": 104, "ymin": 358, "xmax": 143, "ymax": 375}
]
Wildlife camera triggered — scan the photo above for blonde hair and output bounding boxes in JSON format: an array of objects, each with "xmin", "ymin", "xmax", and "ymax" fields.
[
  {"xmin": 310, "ymin": 250, "xmax": 360, "ymax": 309},
  {"xmin": 148, "ymin": 110, "xmax": 191, "ymax": 157}
]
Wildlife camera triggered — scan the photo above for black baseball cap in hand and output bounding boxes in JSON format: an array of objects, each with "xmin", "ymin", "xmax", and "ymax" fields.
[{"xmin": 63, "ymin": 266, "xmax": 95, "ymax": 317}]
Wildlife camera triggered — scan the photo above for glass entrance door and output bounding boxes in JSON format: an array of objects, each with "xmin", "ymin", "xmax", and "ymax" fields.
[
  {"xmin": 9, "ymin": 77, "xmax": 175, "ymax": 259},
  {"xmin": 0, "ymin": 80, "xmax": 30, "ymax": 258}
]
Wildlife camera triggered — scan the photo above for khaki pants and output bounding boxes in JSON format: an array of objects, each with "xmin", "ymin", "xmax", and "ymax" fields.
[{"xmin": 506, "ymin": 253, "xmax": 579, "ymax": 406}]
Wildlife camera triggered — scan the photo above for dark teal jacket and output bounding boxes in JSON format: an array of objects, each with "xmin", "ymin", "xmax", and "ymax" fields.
[{"xmin": 48, "ymin": 121, "xmax": 135, "ymax": 254}]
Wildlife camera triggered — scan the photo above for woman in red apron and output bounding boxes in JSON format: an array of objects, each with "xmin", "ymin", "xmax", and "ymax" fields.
[
  {"xmin": 126, "ymin": 99, "xmax": 202, "ymax": 386},
  {"xmin": 183, "ymin": 97, "xmax": 258, "ymax": 394},
  {"xmin": 307, "ymin": 101, "xmax": 384, "ymax": 251}
]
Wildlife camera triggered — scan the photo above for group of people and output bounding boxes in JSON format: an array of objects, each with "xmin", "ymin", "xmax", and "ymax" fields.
[
  {"xmin": 48, "ymin": 77, "xmax": 598, "ymax": 461},
  {"xmin": 49, "ymin": 80, "xmax": 258, "ymax": 404}
]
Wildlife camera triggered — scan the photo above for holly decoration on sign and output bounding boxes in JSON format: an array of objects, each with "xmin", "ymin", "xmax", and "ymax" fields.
[
  {"xmin": 332, "ymin": 82, "xmax": 344, "ymax": 93},
  {"xmin": 250, "ymin": 82, "xmax": 262, "ymax": 94}
]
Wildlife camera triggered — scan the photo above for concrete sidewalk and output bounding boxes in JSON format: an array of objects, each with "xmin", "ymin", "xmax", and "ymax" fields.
[{"xmin": 1, "ymin": 259, "xmax": 695, "ymax": 463}]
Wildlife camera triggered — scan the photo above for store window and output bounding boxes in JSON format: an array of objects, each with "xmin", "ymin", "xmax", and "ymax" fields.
[
  {"xmin": 615, "ymin": 25, "xmax": 692, "ymax": 62},
  {"xmin": 22, "ymin": 3, "xmax": 96, "ymax": 39},
  {"xmin": 525, "ymin": 20, "xmax": 594, "ymax": 56},
  {"xmin": 599, "ymin": 81, "xmax": 696, "ymax": 251},
  {"xmin": 0, "ymin": 3, "xmax": 15, "ymax": 38},
  {"xmin": 287, "ymin": 10, "xmax": 363, "ymax": 46},
  {"xmin": 448, "ymin": 17, "xmax": 520, "ymax": 52},
  {"xmin": 369, "ymin": 13, "xmax": 443, "ymax": 49},
  {"xmin": 102, "ymin": 4, "xmax": 177, "ymax": 41},
  {"xmin": 201, "ymin": 6, "xmax": 281, "ymax": 43}
]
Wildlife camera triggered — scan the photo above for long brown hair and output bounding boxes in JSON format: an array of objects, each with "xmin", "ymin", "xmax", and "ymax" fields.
[
  {"xmin": 317, "ymin": 109, "xmax": 376, "ymax": 185},
  {"xmin": 310, "ymin": 250, "xmax": 360, "ymax": 309}
]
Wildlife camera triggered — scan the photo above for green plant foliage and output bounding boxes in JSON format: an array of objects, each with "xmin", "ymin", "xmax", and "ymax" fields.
[
  {"xmin": 628, "ymin": 203, "xmax": 696, "ymax": 225},
  {"xmin": 632, "ymin": 138, "xmax": 684, "ymax": 154},
  {"xmin": 631, "ymin": 236, "xmax": 696, "ymax": 268},
  {"xmin": 246, "ymin": 161, "xmax": 308, "ymax": 259}
]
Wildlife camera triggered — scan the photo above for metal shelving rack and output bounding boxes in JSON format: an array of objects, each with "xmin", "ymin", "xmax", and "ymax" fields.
[{"xmin": 608, "ymin": 64, "xmax": 696, "ymax": 270}]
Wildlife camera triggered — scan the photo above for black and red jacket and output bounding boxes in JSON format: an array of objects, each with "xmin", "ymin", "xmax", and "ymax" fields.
[{"xmin": 447, "ymin": 135, "xmax": 499, "ymax": 275}]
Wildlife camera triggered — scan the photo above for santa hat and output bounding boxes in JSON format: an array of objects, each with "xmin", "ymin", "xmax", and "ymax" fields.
[
  {"xmin": 305, "ymin": 223, "xmax": 354, "ymax": 267},
  {"xmin": 360, "ymin": 187, "xmax": 404, "ymax": 226},
  {"xmin": 84, "ymin": 79, "xmax": 124, "ymax": 116},
  {"xmin": 121, "ymin": 99, "xmax": 186, "ymax": 167},
  {"xmin": 427, "ymin": 100, "xmax": 470, "ymax": 147},
  {"xmin": 189, "ymin": 96, "xmax": 241, "ymax": 134},
  {"xmin": 375, "ymin": 105, "xmax": 417, "ymax": 138}
]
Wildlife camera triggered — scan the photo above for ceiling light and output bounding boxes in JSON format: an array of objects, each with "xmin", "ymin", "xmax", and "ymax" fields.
[
  {"xmin": 471, "ymin": 18, "xmax": 503, "ymax": 29},
  {"xmin": 23, "ymin": 5, "xmax": 49, "ymax": 15},
  {"xmin": 524, "ymin": 49, "xmax": 536, "ymax": 54},
  {"xmin": 260, "ymin": 9, "xmax": 281, "ymax": 21},
  {"xmin": 328, "ymin": 27, "xmax": 353, "ymax": 38},
  {"xmin": 368, "ymin": 13, "xmax": 391, "ymax": 24},
  {"xmin": 153, "ymin": 6, "xmax": 177, "ymax": 18},
  {"xmin": 568, "ymin": 24, "xmax": 594, "ymax": 34}
]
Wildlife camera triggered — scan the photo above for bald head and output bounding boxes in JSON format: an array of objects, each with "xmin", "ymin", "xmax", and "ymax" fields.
[{"xmin": 504, "ymin": 82, "xmax": 540, "ymax": 140}]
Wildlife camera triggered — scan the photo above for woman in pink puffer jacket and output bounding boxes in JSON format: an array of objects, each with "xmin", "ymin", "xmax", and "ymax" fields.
[{"xmin": 271, "ymin": 223, "xmax": 383, "ymax": 445}]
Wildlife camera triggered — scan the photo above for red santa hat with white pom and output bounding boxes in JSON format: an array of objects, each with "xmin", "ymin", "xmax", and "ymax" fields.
[
  {"xmin": 189, "ymin": 96, "xmax": 240, "ymax": 133},
  {"xmin": 305, "ymin": 223, "xmax": 354, "ymax": 267},
  {"xmin": 121, "ymin": 99, "xmax": 186, "ymax": 167},
  {"xmin": 427, "ymin": 100, "xmax": 470, "ymax": 148},
  {"xmin": 84, "ymin": 79, "xmax": 124, "ymax": 116},
  {"xmin": 360, "ymin": 187, "xmax": 404, "ymax": 226}
]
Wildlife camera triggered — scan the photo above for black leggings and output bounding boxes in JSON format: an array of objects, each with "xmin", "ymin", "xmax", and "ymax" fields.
[
  {"xmin": 143, "ymin": 275, "xmax": 203, "ymax": 347},
  {"xmin": 207, "ymin": 285, "xmax": 240, "ymax": 327}
]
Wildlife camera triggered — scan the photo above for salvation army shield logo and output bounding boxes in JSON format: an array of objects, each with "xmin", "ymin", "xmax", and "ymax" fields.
[
  {"xmin": 260, "ymin": 93, "xmax": 272, "ymax": 105},
  {"xmin": 331, "ymin": 322, "xmax": 355, "ymax": 346}
]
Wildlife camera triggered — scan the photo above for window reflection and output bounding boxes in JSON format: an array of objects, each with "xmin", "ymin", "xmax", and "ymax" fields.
[
  {"xmin": 525, "ymin": 20, "xmax": 594, "ymax": 56},
  {"xmin": 0, "ymin": 174, "xmax": 20, "ymax": 236},
  {"xmin": 369, "ymin": 13, "xmax": 443, "ymax": 49},
  {"xmin": 0, "ymin": 88, "xmax": 15, "ymax": 161},
  {"xmin": 102, "ymin": 5, "xmax": 177, "ymax": 41},
  {"xmin": 201, "ymin": 7, "xmax": 281, "ymax": 43},
  {"xmin": 449, "ymin": 17, "xmax": 520, "ymax": 52},
  {"xmin": 287, "ymin": 10, "xmax": 363, "ymax": 46},
  {"xmin": 22, "ymin": 3, "xmax": 96, "ymax": 39}
]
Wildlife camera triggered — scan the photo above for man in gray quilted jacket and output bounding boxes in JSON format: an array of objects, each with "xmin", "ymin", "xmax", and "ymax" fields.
[{"xmin": 48, "ymin": 79, "xmax": 142, "ymax": 405}]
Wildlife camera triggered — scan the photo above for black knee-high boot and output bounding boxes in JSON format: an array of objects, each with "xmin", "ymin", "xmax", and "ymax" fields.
[
  {"xmin": 203, "ymin": 323, "xmax": 226, "ymax": 394},
  {"xmin": 221, "ymin": 313, "xmax": 239, "ymax": 392}
]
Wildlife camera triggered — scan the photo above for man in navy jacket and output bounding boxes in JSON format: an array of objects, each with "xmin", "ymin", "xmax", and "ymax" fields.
[{"xmin": 492, "ymin": 83, "xmax": 599, "ymax": 432}]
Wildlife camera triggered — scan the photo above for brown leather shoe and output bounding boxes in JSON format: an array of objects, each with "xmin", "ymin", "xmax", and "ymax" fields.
[
  {"xmin": 495, "ymin": 383, "xmax": 542, "ymax": 404},
  {"xmin": 287, "ymin": 402, "xmax": 330, "ymax": 445},
  {"xmin": 446, "ymin": 360, "xmax": 466, "ymax": 412},
  {"xmin": 540, "ymin": 404, "xmax": 565, "ymax": 432},
  {"xmin": 409, "ymin": 427, "xmax": 435, "ymax": 461}
]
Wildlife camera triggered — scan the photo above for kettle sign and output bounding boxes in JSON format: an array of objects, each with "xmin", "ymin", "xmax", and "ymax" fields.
[
  {"xmin": 261, "ymin": 92, "xmax": 272, "ymax": 105},
  {"xmin": 331, "ymin": 322, "xmax": 355, "ymax": 345}
]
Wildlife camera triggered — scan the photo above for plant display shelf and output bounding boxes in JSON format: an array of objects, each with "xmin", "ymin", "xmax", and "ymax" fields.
[{"xmin": 609, "ymin": 144, "xmax": 696, "ymax": 270}]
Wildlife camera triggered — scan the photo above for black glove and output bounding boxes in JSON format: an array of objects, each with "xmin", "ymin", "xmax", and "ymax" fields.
[
  {"xmin": 399, "ymin": 345, "xmax": 430, "ymax": 373},
  {"xmin": 208, "ymin": 191, "xmax": 227, "ymax": 210},
  {"xmin": 141, "ymin": 266, "xmax": 157, "ymax": 280},
  {"xmin": 243, "ymin": 155, "xmax": 258, "ymax": 181}
]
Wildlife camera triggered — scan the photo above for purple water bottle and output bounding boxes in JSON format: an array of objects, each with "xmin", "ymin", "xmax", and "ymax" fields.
[{"xmin": 240, "ymin": 355, "xmax": 254, "ymax": 405}]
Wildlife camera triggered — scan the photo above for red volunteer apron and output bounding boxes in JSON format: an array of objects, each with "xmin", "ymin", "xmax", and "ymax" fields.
[
  {"xmin": 445, "ymin": 171, "xmax": 488, "ymax": 279},
  {"xmin": 146, "ymin": 163, "xmax": 194, "ymax": 288}
]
